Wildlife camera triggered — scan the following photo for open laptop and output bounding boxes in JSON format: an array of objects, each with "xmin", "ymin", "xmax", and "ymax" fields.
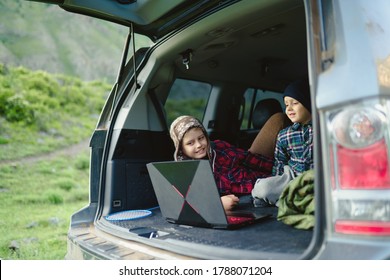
[{"xmin": 146, "ymin": 160, "xmax": 271, "ymax": 229}]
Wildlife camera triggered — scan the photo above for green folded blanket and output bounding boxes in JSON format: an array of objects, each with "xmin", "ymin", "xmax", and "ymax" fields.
[{"xmin": 277, "ymin": 169, "xmax": 315, "ymax": 230}]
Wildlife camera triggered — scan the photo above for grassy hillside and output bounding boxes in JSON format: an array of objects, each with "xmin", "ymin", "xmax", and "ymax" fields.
[
  {"xmin": 0, "ymin": 0, "xmax": 150, "ymax": 84},
  {"xmin": 0, "ymin": 148, "xmax": 91, "ymax": 259},
  {"xmin": 0, "ymin": 0, "xmax": 154, "ymax": 260},
  {"xmin": 0, "ymin": 63, "xmax": 111, "ymax": 161},
  {"xmin": 0, "ymin": 62, "xmax": 105, "ymax": 259}
]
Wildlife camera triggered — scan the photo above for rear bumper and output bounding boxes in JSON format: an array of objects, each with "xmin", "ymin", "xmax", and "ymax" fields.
[{"xmin": 65, "ymin": 224, "xmax": 196, "ymax": 260}]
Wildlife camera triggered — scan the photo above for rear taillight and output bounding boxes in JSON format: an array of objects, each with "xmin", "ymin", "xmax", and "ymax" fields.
[{"xmin": 325, "ymin": 98, "xmax": 390, "ymax": 236}]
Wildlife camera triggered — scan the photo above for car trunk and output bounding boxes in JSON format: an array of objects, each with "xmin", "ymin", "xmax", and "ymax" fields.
[
  {"xmin": 98, "ymin": 205, "xmax": 313, "ymax": 259},
  {"xmin": 64, "ymin": 0, "xmax": 318, "ymax": 259},
  {"xmin": 87, "ymin": 124, "xmax": 314, "ymax": 259}
]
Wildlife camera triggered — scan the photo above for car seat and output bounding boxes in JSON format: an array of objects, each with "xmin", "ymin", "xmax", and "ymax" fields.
[
  {"xmin": 238, "ymin": 98, "xmax": 283, "ymax": 150},
  {"xmin": 249, "ymin": 99, "xmax": 292, "ymax": 158},
  {"xmin": 252, "ymin": 98, "xmax": 283, "ymax": 130}
]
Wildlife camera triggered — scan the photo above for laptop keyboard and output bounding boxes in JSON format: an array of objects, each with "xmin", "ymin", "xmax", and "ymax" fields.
[{"xmin": 227, "ymin": 216, "xmax": 253, "ymax": 224}]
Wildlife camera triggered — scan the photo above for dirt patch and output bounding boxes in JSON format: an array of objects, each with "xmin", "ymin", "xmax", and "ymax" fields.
[{"xmin": 0, "ymin": 139, "xmax": 90, "ymax": 167}]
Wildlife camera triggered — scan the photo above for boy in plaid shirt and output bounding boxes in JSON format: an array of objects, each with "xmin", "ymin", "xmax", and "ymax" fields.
[
  {"xmin": 273, "ymin": 79, "xmax": 313, "ymax": 176},
  {"xmin": 252, "ymin": 79, "xmax": 313, "ymax": 206}
]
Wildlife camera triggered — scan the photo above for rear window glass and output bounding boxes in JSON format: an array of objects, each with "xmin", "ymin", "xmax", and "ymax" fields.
[
  {"xmin": 165, "ymin": 78, "xmax": 211, "ymax": 125},
  {"xmin": 240, "ymin": 88, "xmax": 284, "ymax": 129}
]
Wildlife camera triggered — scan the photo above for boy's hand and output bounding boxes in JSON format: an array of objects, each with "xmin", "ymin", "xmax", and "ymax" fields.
[{"xmin": 221, "ymin": 194, "xmax": 240, "ymax": 211}]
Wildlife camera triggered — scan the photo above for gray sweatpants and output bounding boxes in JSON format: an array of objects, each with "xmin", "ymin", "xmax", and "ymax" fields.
[{"xmin": 251, "ymin": 165, "xmax": 295, "ymax": 207}]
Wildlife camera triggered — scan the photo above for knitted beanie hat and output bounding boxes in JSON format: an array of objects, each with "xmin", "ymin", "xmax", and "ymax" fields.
[
  {"xmin": 283, "ymin": 79, "xmax": 311, "ymax": 113},
  {"xmin": 169, "ymin": 115, "xmax": 209, "ymax": 161}
]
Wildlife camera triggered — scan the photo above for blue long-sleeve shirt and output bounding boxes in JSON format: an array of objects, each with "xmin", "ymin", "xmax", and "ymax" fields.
[{"xmin": 272, "ymin": 121, "xmax": 314, "ymax": 176}]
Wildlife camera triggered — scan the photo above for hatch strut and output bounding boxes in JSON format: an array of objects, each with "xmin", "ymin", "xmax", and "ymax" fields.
[
  {"xmin": 131, "ymin": 23, "xmax": 140, "ymax": 89},
  {"xmin": 109, "ymin": 24, "xmax": 139, "ymax": 120}
]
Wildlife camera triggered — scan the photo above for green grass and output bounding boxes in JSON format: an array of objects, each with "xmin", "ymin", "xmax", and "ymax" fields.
[
  {"xmin": 0, "ymin": 64, "xmax": 102, "ymax": 259},
  {"xmin": 0, "ymin": 63, "xmax": 111, "ymax": 160},
  {"xmin": 0, "ymin": 151, "xmax": 90, "ymax": 260},
  {"xmin": 0, "ymin": 63, "xmax": 197, "ymax": 260},
  {"xmin": 0, "ymin": 1, "xmax": 153, "ymax": 260}
]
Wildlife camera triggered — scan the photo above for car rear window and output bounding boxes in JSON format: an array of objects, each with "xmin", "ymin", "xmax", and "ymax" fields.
[{"xmin": 165, "ymin": 78, "xmax": 211, "ymax": 124}]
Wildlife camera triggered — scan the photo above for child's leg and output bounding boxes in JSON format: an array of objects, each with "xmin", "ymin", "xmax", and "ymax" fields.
[
  {"xmin": 252, "ymin": 165, "xmax": 295, "ymax": 206},
  {"xmin": 249, "ymin": 112, "xmax": 291, "ymax": 158}
]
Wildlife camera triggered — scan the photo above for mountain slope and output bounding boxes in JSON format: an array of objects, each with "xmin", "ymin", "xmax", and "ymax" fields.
[{"xmin": 0, "ymin": 0, "xmax": 149, "ymax": 83}]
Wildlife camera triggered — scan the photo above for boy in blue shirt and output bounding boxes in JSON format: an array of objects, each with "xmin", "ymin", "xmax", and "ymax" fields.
[
  {"xmin": 252, "ymin": 79, "xmax": 313, "ymax": 206},
  {"xmin": 273, "ymin": 79, "xmax": 313, "ymax": 176}
]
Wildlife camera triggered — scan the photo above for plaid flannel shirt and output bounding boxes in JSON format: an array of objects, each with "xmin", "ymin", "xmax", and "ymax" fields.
[
  {"xmin": 272, "ymin": 122, "xmax": 314, "ymax": 176},
  {"xmin": 210, "ymin": 140, "xmax": 273, "ymax": 195}
]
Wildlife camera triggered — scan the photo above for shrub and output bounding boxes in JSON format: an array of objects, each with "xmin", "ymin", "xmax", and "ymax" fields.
[
  {"xmin": 0, "ymin": 137, "xmax": 9, "ymax": 144},
  {"xmin": 0, "ymin": 88, "xmax": 13, "ymax": 115},
  {"xmin": 45, "ymin": 193, "xmax": 64, "ymax": 204},
  {"xmin": 0, "ymin": 65, "xmax": 110, "ymax": 160},
  {"xmin": 55, "ymin": 178, "xmax": 77, "ymax": 192},
  {"xmin": 4, "ymin": 95, "xmax": 35, "ymax": 124},
  {"xmin": 75, "ymin": 156, "xmax": 89, "ymax": 170}
]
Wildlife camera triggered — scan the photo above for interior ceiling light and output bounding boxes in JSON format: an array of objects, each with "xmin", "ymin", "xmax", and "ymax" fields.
[
  {"xmin": 252, "ymin": 24, "xmax": 285, "ymax": 38},
  {"xmin": 206, "ymin": 27, "xmax": 234, "ymax": 38},
  {"xmin": 204, "ymin": 41, "xmax": 236, "ymax": 51}
]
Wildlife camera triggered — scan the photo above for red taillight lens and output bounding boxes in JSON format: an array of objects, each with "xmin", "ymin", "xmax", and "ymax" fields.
[
  {"xmin": 337, "ymin": 140, "xmax": 390, "ymax": 189},
  {"xmin": 335, "ymin": 220, "xmax": 390, "ymax": 236},
  {"xmin": 325, "ymin": 100, "xmax": 390, "ymax": 236},
  {"xmin": 330, "ymin": 106, "xmax": 389, "ymax": 190}
]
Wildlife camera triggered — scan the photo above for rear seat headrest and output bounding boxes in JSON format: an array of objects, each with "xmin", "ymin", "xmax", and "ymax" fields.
[{"xmin": 252, "ymin": 98, "xmax": 283, "ymax": 129}]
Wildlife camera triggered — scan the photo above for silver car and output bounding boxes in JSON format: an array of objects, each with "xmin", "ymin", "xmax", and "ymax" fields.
[{"xmin": 27, "ymin": 0, "xmax": 390, "ymax": 260}]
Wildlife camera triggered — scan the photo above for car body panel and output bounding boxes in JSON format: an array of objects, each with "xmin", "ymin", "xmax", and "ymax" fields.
[{"xmin": 316, "ymin": 0, "xmax": 390, "ymax": 109}]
